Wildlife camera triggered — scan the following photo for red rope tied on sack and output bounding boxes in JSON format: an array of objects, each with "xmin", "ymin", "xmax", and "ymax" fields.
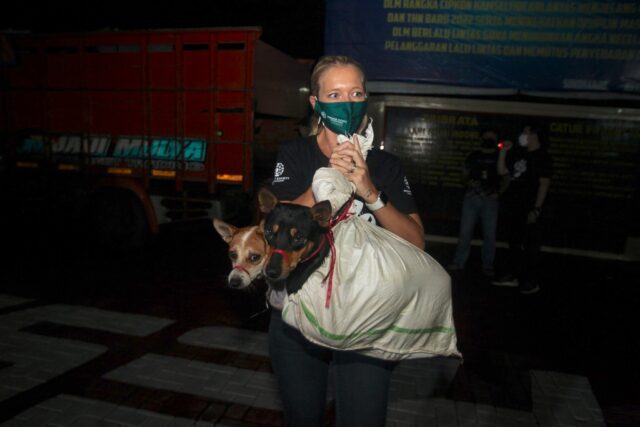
[{"xmin": 322, "ymin": 194, "xmax": 355, "ymax": 308}]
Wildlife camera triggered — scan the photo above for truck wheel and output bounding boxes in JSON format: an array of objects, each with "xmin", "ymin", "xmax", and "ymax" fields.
[{"xmin": 87, "ymin": 189, "xmax": 149, "ymax": 252}]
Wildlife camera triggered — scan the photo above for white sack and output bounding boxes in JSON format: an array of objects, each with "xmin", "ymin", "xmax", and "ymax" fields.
[{"xmin": 282, "ymin": 168, "xmax": 461, "ymax": 361}]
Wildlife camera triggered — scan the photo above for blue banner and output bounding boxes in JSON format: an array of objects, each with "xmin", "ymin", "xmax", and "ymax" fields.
[{"xmin": 325, "ymin": 0, "xmax": 640, "ymax": 93}]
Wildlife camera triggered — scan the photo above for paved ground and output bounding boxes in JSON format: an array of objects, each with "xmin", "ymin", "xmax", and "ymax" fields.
[{"xmin": 0, "ymin": 219, "xmax": 638, "ymax": 426}]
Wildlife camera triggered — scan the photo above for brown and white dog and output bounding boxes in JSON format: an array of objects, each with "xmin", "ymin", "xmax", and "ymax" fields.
[{"xmin": 213, "ymin": 218, "xmax": 268, "ymax": 290}]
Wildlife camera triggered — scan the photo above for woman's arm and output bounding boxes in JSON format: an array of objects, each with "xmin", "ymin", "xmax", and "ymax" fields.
[
  {"xmin": 371, "ymin": 203, "xmax": 425, "ymax": 249},
  {"xmin": 292, "ymin": 181, "xmax": 425, "ymax": 248},
  {"xmin": 289, "ymin": 187, "xmax": 315, "ymax": 207},
  {"xmin": 330, "ymin": 140, "xmax": 425, "ymax": 249}
]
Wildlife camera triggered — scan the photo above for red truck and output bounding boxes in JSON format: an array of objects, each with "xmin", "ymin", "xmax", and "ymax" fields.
[{"xmin": 1, "ymin": 28, "xmax": 309, "ymax": 248}]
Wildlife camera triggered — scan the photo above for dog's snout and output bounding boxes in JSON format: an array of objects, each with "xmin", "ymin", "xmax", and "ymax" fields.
[
  {"xmin": 265, "ymin": 264, "xmax": 281, "ymax": 280},
  {"xmin": 264, "ymin": 252, "xmax": 285, "ymax": 280},
  {"xmin": 228, "ymin": 277, "xmax": 244, "ymax": 289}
]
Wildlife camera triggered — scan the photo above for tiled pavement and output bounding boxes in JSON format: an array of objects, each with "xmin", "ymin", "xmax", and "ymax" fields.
[
  {"xmin": 0, "ymin": 293, "xmax": 611, "ymax": 426},
  {"xmin": 0, "ymin": 220, "xmax": 638, "ymax": 426}
]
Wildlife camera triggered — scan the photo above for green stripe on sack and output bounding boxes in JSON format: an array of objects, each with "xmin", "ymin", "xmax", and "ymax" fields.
[{"xmin": 300, "ymin": 301, "xmax": 455, "ymax": 342}]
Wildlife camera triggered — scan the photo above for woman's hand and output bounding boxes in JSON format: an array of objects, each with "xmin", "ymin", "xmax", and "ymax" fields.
[
  {"xmin": 328, "ymin": 138, "xmax": 377, "ymax": 203},
  {"xmin": 328, "ymin": 137, "xmax": 425, "ymax": 249}
]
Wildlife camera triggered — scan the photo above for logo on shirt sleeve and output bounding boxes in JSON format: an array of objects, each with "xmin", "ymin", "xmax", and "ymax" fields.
[
  {"xmin": 403, "ymin": 176, "xmax": 413, "ymax": 196},
  {"xmin": 272, "ymin": 162, "xmax": 290, "ymax": 184},
  {"xmin": 274, "ymin": 162, "xmax": 284, "ymax": 177}
]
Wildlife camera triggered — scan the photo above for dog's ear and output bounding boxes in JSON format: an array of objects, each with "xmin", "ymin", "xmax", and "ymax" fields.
[
  {"xmin": 310, "ymin": 200, "xmax": 332, "ymax": 228},
  {"xmin": 212, "ymin": 218, "xmax": 237, "ymax": 244},
  {"xmin": 258, "ymin": 187, "xmax": 278, "ymax": 214}
]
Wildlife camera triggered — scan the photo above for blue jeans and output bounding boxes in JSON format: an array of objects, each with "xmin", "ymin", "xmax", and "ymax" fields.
[
  {"xmin": 452, "ymin": 194, "xmax": 498, "ymax": 270},
  {"xmin": 268, "ymin": 309, "xmax": 396, "ymax": 427}
]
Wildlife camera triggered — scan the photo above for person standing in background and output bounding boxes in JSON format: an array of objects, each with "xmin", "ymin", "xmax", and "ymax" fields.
[
  {"xmin": 449, "ymin": 129, "xmax": 503, "ymax": 277},
  {"xmin": 492, "ymin": 124, "xmax": 552, "ymax": 294}
]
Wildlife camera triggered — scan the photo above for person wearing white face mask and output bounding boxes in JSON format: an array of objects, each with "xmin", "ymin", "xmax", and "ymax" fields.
[{"xmin": 492, "ymin": 125, "xmax": 553, "ymax": 294}]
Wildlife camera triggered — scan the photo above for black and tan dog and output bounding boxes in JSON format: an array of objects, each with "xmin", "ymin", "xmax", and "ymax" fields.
[{"xmin": 258, "ymin": 187, "xmax": 334, "ymax": 294}]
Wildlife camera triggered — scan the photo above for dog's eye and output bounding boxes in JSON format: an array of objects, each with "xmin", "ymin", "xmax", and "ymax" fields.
[
  {"xmin": 264, "ymin": 228, "xmax": 274, "ymax": 240},
  {"xmin": 249, "ymin": 254, "xmax": 262, "ymax": 263},
  {"xmin": 229, "ymin": 251, "xmax": 238, "ymax": 261}
]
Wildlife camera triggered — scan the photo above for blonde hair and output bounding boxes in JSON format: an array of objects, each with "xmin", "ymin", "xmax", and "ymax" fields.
[{"xmin": 309, "ymin": 55, "xmax": 368, "ymax": 135}]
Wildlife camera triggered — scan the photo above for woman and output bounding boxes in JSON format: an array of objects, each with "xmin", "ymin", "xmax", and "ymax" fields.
[{"xmin": 268, "ymin": 55, "xmax": 424, "ymax": 426}]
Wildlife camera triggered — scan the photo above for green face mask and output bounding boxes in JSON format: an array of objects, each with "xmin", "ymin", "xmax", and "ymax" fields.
[{"xmin": 314, "ymin": 99, "xmax": 368, "ymax": 136}]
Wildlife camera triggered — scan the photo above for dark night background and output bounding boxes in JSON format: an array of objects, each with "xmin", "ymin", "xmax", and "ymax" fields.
[
  {"xmin": 1, "ymin": 2, "xmax": 640, "ymax": 425},
  {"xmin": 1, "ymin": 1, "xmax": 325, "ymax": 60}
]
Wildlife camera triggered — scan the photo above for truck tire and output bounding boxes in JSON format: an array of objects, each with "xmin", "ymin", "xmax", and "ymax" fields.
[{"xmin": 87, "ymin": 189, "xmax": 149, "ymax": 252}]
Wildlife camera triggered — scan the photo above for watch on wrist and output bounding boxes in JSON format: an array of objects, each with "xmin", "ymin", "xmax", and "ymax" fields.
[{"xmin": 365, "ymin": 191, "xmax": 388, "ymax": 212}]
